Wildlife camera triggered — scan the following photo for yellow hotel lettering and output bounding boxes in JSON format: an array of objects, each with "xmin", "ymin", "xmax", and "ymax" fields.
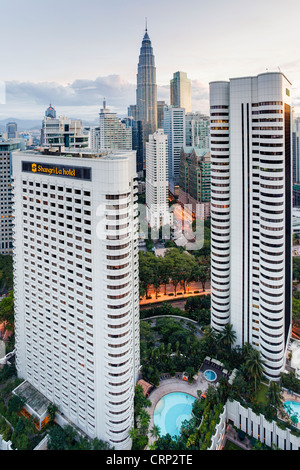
[
  {"xmin": 63, "ymin": 168, "xmax": 75, "ymax": 177},
  {"xmin": 34, "ymin": 164, "xmax": 76, "ymax": 177}
]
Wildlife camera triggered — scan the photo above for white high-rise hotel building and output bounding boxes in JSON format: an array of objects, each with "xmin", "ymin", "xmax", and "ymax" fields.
[
  {"xmin": 210, "ymin": 72, "xmax": 292, "ymax": 380},
  {"xmin": 146, "ymin": 129, "xmax": 171, "ymax": 230},
  {"xmin": 12, "ymin": 148, "xmax": 140, "ymax": 449}
]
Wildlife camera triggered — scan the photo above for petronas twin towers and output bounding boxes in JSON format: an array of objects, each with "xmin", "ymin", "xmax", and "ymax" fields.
[{"xmin": 136, "ymin": 27, "xmax": 157, "ymax": 167}]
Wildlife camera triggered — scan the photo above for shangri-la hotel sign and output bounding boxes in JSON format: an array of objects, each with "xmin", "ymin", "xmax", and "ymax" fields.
[{"xmin": 22, "ymin": 161, "xmax": 92, "ymax": 181}]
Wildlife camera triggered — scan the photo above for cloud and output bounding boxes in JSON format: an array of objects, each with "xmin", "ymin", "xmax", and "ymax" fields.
[
  {"xmin": 191, "ymin": 80, "xmax": 209, "ymax": 114},
  {"xmin": 1, "ymin": 74, "xmax": 211, "ymax": 120},
  {"xmin": 4, "ymin": 75, "xmax": 136, "ymax": 118}
]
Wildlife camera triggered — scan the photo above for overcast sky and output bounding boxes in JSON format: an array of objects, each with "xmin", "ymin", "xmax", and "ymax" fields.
[{"xmin": 1, "ymin": 0, "xmax": 300, "ymax": 121}]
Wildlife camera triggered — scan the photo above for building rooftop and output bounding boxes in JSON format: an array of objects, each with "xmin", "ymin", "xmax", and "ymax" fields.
[
  {"xmin": 13, "ymin": 381, "xmax": 51, "ymax": 418},
  {"xmin": 210, "ymin": 71, "xmax": 292, "ymax": 86},
  {"xmin": 15, "ymin": 147, "xmax": 135, "ymax": 161},
  {"xmin": 0, "ymin": 139, "xmax": 22, "ymax": 149},
  {"xmin": 182, "ymin": 146, "xmax": 209, "ymax": 155}
]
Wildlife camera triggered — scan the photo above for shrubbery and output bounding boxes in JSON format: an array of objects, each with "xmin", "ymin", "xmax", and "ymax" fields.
[
  {"xmin": 47, "ymin": 424, "xmax": 113, "ymax": 450},
  {"xmin": 0, "ymin": 255, "xmax": 13, "ymax": 291}
]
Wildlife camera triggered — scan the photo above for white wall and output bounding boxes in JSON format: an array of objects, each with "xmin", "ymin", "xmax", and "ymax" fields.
[{"xmin": 215, "ymin": 399, "xmax": 300, "ymax": 450}]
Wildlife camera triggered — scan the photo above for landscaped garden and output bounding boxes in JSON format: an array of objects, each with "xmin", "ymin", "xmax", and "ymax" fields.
[
  {"xmin": 223, "ymin": 439, "xmax": 244, "ymax": 450},
  {"xmin": 134, "ymin": 309, "xmax": 300, "ymax": 451},
  {"xmin": 139, "ymin": 223, "xmax": 211, "ymax": 301},
  {"xmin": 0, "ymin": 363, "xmax": 113, "ymax": 450},
  {"xmin": 0, "ymin": 365, "xmax": 41, "ymax": 450},
  {"xmin": 140, "ymin": 294, "xmax": 211, "ymax": 325}
]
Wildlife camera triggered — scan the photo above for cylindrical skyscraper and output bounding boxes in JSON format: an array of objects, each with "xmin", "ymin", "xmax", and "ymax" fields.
[
  {"xmin": 210, "ymin": 72, "xmax": 293, "ymax": 381},
  {"xmin": 209, "ymin": 81, "xmax": 231, "ymax": 332}
]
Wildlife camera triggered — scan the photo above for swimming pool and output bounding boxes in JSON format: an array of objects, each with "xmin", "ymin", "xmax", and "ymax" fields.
[
  {"xmin": 153, "ymin": 392, "xmax": 196, "ymax": 437},
  {"xmin": 204, "ymin": 369, "xmax": 217, "ymax": 382},
  {"xmin": 284, "ymin": 401, "xmax": 300, "ymax": 423}
]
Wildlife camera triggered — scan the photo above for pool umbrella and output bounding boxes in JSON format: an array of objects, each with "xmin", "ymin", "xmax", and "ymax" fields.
[{"xmin": 291, "ymin": 414, "xmax": 298, "ymax": 424}]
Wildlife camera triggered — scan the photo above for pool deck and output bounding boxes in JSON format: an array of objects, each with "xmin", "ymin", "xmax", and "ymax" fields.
[
  {"xmin": 282, "ymin": 390, "xmax": 300, "ymax": 429},
  {"xmin": 147, "ymin": 373, "xmax": 212, "ymax": 444}
]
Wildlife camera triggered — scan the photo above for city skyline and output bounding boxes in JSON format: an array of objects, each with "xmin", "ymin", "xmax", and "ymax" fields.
[
  {"xmin": 1, "ymin": 0, "xmax": 300, "ymax": 120},
  {"xmin": 0, "ymin": 0, "xmax": 299, "ymax": 446}
]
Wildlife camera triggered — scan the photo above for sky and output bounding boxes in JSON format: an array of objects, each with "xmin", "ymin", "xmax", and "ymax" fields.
[{"xmin": 1, "ymin": 0, "xmax": 300, "ymax": 122}]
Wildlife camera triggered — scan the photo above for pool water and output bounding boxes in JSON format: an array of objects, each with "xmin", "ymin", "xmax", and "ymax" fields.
[
  {"xmin": 153, "ymin": 392, "xmax": 196, "ymax": 437},
  {"xmin": 284, "ymin": 401, "xmax": 300, "ymax": 423},
  {"xmin": 204, "ymin": 369, "xmax": 217, "ymax": 381}
]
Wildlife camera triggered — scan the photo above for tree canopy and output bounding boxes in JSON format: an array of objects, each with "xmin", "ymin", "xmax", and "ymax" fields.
[
  {"xmin": 0, "ymin": 290, "xmax": 14, "ymax": 331},
  {"xmin": 0, "ymin": 255, "xmax": 13, "ymax": 291},
  {"xmin": 139, "ymin": 247, "xmax": 210, "ymax": 299}
]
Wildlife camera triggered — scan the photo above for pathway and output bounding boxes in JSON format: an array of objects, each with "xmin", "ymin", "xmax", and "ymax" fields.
[{"xmin": 140, "ymin": 288, "xmax": 211, "ymax": 307}]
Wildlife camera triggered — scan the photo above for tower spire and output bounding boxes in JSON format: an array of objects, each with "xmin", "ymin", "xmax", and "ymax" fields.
[{"xmin": 145, "ymin": 17, "xmax": 147, "ymax": 32}]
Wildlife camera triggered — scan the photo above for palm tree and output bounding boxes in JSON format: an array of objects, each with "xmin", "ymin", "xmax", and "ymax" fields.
[
  {"xmin": 165, "ymin": 343, "xmax": 172, "ymax": 366},
  {"xmin": 245, "ymin": 348, "xmax": 265, "ymax": 393},
  {"xmin": 267, "ymin": 381, "xmax": 283, "ymax": 410},
  {"xmin": 217, "ymin": 323, "xmax": 237, "ymax": 351},
  {"xmin": 139, "ymin": 410, "xmax": 150, "ymax": 436},
  {"xmin": 202, "ymin": 326, "xmax": 217, "ymax": 356},
  {"xmin": 129, "ymin": 427, "xmax": 139, "ymax": 442},
  {"xmin": 148, "ymin": 442, "xmax": 157, "ymax": 450},
  {"xmin": 242, "ymin": 342, "xmax": 254, "ymax": 359},
  {"xmin": 205, "ymin": 385, "xmax": 218, "ymax": 405},
  {"xmin": 158, "ymin": 343, "xmax": 165, "ymax": 363},
  {"xmin": 150, "ymin": 425, "xmax": 161, "ymax": 440},
  {"xmin": 217, "ymin": 376, "xmax": 230, "ymax": 403}
]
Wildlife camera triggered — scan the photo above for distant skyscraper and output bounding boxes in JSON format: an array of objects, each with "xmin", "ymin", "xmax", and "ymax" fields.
[
  {"xmin": 157, "ymin": 101, "xmax": 166, "ymax": 129},
  {"xmin": 163, "ymin": 106, "xmax": 186, "ymax": 194},
  {"xmin": 99, "ymin": 99, "xmax": 132, "ymax": 150},
  {"xmin": 0, "ymin": 139, "xmax": 22, "ymax": 255},
  {"xmin": 131, "ymin": 120, "xmax": 144, "ymax": 174},
  {"xmin": 293, "ymin": 116, "xmax": 300, "ymax": 183},
  {"xmin": 210, "ymin": 72, "xmax": 292, "ymax": 380},
  {"xmin": 170, "ymin": 71, "xmax": 191, "ymax": 113},
  {"xmin": 128, "ymin": 105, "xmax": 138, "ymax": 121},
  {"xmin": 41, "ymin": 105, "xmax": 88, "ymax": 149},
  {"xmin": 146, "ymin": 129, "xmax": 171, "ymax": 229},
  {"xmin": 45, "ymin": 104, "xmax": 56, "ymax": 119},
  {"xmin": 87, "ymin": 126, "xmax": 100, "ymax": 152},
  {"xmin": 136, "ymin": 27, "xmax": 157, "ymax": 168},
  {"xmin": 6, "ymin": 122, "xmax": 18, "ymax": 139},
  {"xmin": 185, "ymin": 113, "xmax": 210, "ymax": 149}
]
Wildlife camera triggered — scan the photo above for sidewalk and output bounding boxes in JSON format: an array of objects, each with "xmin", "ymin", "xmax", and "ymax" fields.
[{"xmin": 140, "ymin": 286, "xmax": 211, "ymax": 306}]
